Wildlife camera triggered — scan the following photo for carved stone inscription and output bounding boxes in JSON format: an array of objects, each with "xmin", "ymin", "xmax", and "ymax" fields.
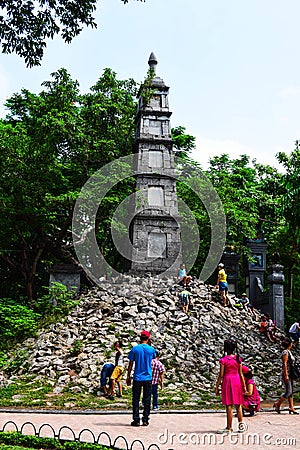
[
  {"xmin": 148, "ymin": 232, "xmax": 167, "ymax": 258},
  {"xmin": 148, "ymin": 186, "xmax": 164, "ymax": 206},
  {"xmin": 149, "ymin": 150, "xmax": 163, "ymax": 168}
]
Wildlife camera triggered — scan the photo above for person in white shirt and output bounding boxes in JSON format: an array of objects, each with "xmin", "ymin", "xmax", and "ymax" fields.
[{"xmin": 289, "ymin": 320, "xmax": 300, "ymax": 346}]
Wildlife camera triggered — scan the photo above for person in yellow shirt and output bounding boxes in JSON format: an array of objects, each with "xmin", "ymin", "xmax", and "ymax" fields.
[{"xmin": 216, "ymin": 263, "xmax": 230, "ymax": 307}]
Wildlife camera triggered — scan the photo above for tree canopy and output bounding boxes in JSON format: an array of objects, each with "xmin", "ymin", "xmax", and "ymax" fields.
[
  {"xmin": 0, "ymin": 0, "xmax": 145, "ymax": 66},
  {"xmin": 0, "ymin": 67, "xmax": 137, "ymax": 301},
  {"xmin": 0, "ymin": 66, "xmax": 300, "ymax": 326}
]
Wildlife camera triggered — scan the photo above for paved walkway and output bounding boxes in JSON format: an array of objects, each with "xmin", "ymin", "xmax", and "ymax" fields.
[{"xmin": 0, "ymin": 407, "xmax": 299, "ymax": 450}]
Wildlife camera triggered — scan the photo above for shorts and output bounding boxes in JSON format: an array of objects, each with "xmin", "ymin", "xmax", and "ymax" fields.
[
  {"xmin": 110, "ymin": 366, "xmax": 125, "ymax": 382},
  {"xmin": 289, "ymin": 332, "xmax": 300, "ymax": 343},
  {"xmin": 100, "ymin": 363, "xmax": 114, "ymax": 387},
  {"xmin": 180, "ymin": 298, "xmax": 189, "ymax": 306},
  {"xmin": 219, "ymin": 282, "xmax": 228, "ymax": 292}
]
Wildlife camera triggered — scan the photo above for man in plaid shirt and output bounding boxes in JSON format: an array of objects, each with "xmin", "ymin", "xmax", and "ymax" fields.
[{"xmin": 151, "ymin": 351, "xmax": 165, "ymax": 410}]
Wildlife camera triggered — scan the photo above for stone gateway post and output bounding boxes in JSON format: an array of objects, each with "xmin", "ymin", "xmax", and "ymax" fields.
[{"xmin": 129, "ymin": 53, "xmax": 181, "ymax": 275}]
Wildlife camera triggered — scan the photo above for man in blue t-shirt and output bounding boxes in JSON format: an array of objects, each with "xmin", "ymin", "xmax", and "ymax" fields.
[{"xmin": 126, "ymin": 330, "xmax": 156, "ymax": 427}]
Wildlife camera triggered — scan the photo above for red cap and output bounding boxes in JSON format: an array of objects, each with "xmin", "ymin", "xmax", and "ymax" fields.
[{"xmin": 141, "ymin": 330, "xmax": 151, "ymax": 338}]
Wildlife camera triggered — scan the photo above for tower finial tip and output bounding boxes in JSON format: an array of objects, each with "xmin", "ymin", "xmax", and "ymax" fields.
[{"xmin": 148, "ymin": 52, "xmax": 158, "ymax": 73}]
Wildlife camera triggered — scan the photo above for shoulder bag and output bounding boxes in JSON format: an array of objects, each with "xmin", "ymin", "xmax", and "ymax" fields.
[{"xmin": 288, "ymin": 352, "xmax": 300, "ymax": 381}]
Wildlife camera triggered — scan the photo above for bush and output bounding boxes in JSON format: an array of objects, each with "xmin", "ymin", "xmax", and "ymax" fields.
[
  {"xmin": 0, "ymin": 299, "xmax": 40, "ymax": 350},
  {"xmin": 34, "ymin": 282, "xmax": 79, "ymax": 319},
  {"xmin": 0, "ymin": 431, "xmax": 113, "ymax": 450}
]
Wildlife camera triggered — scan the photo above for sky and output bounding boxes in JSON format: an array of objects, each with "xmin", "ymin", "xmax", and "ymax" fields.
[{"xmin": 1, "ymin": 0, "xmax": 300, "ymax": 169}]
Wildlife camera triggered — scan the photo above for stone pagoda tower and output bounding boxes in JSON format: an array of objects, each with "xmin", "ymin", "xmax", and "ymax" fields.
[{"xmin": 129, "ymin": 53, "xmax": 181, "ymax": 274}]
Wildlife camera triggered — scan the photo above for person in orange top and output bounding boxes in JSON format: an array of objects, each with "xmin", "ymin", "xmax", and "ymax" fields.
[
  {"xmin": 259, "ymin": 315, "xmax": 268, "ymax": 333},
  {"xmin": 260, "ymin": 315, "xmax": 277, "ymax": 343}
]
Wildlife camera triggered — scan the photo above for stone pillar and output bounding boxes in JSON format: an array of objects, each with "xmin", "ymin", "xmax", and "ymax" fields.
[
  {"xmin": 267, "ymin": 264, "xmax": 285, "ymax": 331},
  {"xmin": 49, "ymin": 263, "xmax": 81, "ymax": 293},
  {"xmin": 129, "ymin": 53, "xmax": 181, "ymax": 275},
  {"xmin": 246, "ymin": 239, "xmax": 268, "ymax": 307}
]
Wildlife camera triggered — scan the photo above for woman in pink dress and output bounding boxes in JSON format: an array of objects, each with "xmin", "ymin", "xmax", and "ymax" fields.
[{"xmin": 216, "ymin": 338, "xmax": 246, "ymax": 434}]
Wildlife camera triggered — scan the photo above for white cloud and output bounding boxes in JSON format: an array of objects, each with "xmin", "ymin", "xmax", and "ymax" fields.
[
  {"xmin": 191, "ymin": 134, "xmax": 282, "ymax": 170},
  {"xmin": 0, "ymin": 67, "xmax": 10, "ymax": 118},
  {"xmin": 279, "ymin": 86, "xmax": 300, "ymax": 98}
]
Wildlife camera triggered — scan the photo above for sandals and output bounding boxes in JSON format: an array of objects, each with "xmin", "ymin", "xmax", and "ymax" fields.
[{"xmin": 216, "ymin": 428, "xmax": 233, "ymax": 434}]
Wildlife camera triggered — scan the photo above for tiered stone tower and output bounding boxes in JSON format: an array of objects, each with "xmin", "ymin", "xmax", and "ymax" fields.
[{"xmin": 129, "ymin": 53, "xmax": 181, "ymax": 274}]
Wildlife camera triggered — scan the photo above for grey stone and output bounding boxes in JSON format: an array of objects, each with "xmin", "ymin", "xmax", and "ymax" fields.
[{"xmin": 0, "ymin": 275, "xmax": 286, "ymax": 402}]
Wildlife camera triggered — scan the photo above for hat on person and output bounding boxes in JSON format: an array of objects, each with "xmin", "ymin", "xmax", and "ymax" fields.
[
  {"xmin": 218, "ymin": 263, "xmax": 224, "ymax": 268},
  {"xmin": 242, "ymin": 293, "xmax": 247, "ymax": 296},
  {"xmin": 140, "ymin": 330, "xmax": 151, "ymax": 338}
]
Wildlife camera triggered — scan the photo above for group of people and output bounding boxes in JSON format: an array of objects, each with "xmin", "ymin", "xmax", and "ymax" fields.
[
  {"xmin": 216, "ymin": 263, "xmax": 256, "ymax": 315},
  {"xmin": 260, "ymin": 313, "xmax": 280, "ymax": 343},
  {"xmin": 216, "ymin": 334, "xmax": 300, "ymax": 434},
  {"xmin": 98, "ymin": 262, "xmax": 300, "ymax": 430},
  {"xmin": 100, "ymin": 341, "xmax": 125, "ymax": 400},
  {"xmin": 100, "ymin": 330, "xmax": 165, "ymax": 426},
  {"xmin": 178, "ymin": 262, "xmax": 257, "ymax": 316},
  {"xmin": 216, "ymin": 338, "xmax": 260, "ymax": 434}
]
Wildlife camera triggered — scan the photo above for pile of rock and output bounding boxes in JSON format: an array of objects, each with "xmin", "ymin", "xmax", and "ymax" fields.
[{"xmin": 4, "ymin": 274, "xmax": 284, "ymax": 403}]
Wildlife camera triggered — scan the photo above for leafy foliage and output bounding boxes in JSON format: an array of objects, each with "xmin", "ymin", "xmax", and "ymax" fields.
[
  {"xmin": 0, "ymin": 68, "xmax": 137, "ymax": 302},
  {"xmin": 172, "ymin": 125, "xmax": 196, "ymax": 159},
  {"xmin": 0, "ymin": 0, "xmax": 145, "ymax": 66},
  {"xmin": 69, "ymin": 339, "xmax": 84, "ymax": 356},
  {"xmin": 34, "ymin": 282, "xmax": 79, "ymax": 321},
  {"xmin": 0, "ymin": 431, "xmax": 112, "ymax": 450},
  {"xmin": 0, "ymin": 349, "xmax": 29, "ymax": 374},
  {"xmin": 0, "ymin": 63, "xmax": 300, "ymax": 330},
  {"xmin": 276, "ymin": 148, "xmax": 300, "ymax": 301},
  {"xmin": 0, "ymin": 300, "xmax": 40, "ymax": 349}
]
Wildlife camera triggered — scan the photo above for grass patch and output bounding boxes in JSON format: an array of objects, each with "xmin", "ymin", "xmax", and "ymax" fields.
[
  {"xmin": 161, "ymin": 390, "xmax": 189, "ymax": 406},
  {"xmin": 0, "ymin": 376, "xmax": 52, "ymax": 407}
]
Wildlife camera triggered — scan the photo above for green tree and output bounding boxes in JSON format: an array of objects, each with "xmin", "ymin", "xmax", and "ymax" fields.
[
  {"xmin": 277, "ymin": 147, "xmax": 300, "ymax": 301},
  {"xmin": 172, "ymin": 125, "xmax": 196, "ymax": 160},
  {"xmin": 198, "ymin": 154, "xmax": 282, "ymax": 285},
  {"xmin": 0, "ymin": 0, "xmax": 145, "ymax": 66},
  {"xmin": 0, "ymin": 67, "xmax": 137, "ymax": 302},
  {"xmin": 206, "ymin": 154, "xmax": 262, "ymax": 246}
]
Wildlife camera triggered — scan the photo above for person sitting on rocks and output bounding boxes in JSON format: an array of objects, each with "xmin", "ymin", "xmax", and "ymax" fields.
[
  {"xmin": 177, "ymin": 263, "xmax": 191, "ymax": 287},
  {"xmin": 242, "ymin": 366, "xmax": 260, "ymax": 416},
  {"xmin": 240, "ymin": 293, "xmax": 250, "ymax": 309},
  {"xmin": 259, "ymin": 315, "xmax": 277, "ymax": 343},
  {"xmin": 239, "ymin": 293, "xmax": 256, "ymax": 318},
  {"xmin": 289, "ymin": 320, "xmax": 300, "ymax": 346},
  {"xmin": 266, "ymin": 313, "xmax": 280, "ymax": 341}
]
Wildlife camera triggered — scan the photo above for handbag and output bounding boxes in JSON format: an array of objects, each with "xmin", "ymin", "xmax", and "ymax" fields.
[{"xmin": 288, "ymin": 352, "xmax": 300, "ymax": 380}]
